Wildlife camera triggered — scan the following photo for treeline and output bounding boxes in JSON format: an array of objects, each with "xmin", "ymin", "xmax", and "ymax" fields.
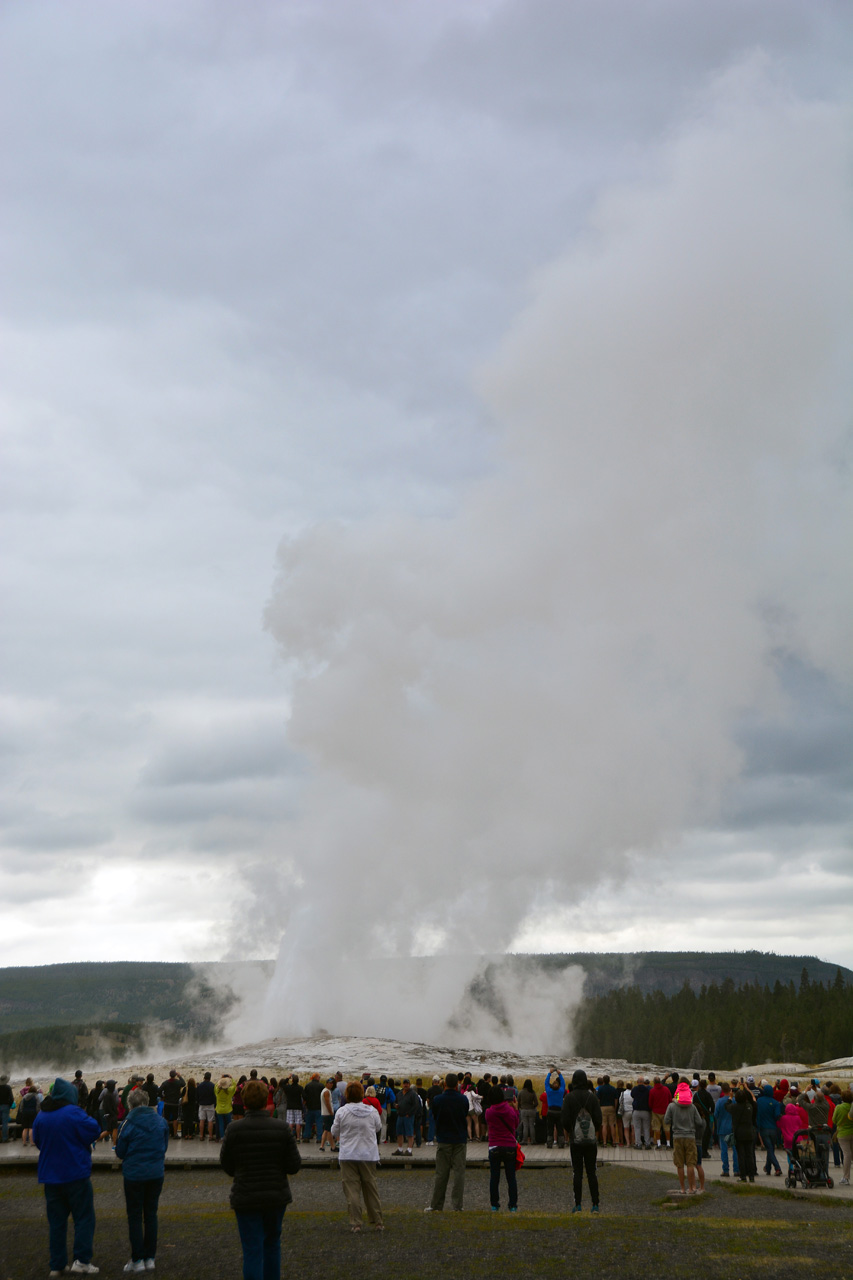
[
  {"xmin": 574, "ymin": 967, "xmax": 852, "ymax": 1067},
  {"xmin": 0, "ymin": 1022, "xmax": 147, "ymax": 1072}
]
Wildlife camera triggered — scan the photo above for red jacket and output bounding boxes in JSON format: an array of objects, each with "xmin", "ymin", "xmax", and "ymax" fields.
[{"xmin": 363, "ymin": 1096, "xmax": 381, "ymax": 1115}]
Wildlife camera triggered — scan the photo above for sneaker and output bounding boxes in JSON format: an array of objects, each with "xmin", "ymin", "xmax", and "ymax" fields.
[
  {"xmin": 720, "ymin": 1171, "xmax": 730, "ymax": 1177},
  {"xmin": 70, "ymin": 1266, "xmax": 100, "ymax": 1276},
  {"xmin": 406, "ymin": 1149, "xmax": 413, "ymax": 1156},
  {"xmin": 490, "ymin": 1206, "xmax": 499, "ymax": 1212},
  {"xmin": 840, "ymin": 1178, "xmax": 850, "ymax": 1186},
  {"xmin": 591, "ymin": 1205, "xmax": 600, "ymax": 1213},
  {"xmin": 424, "ymin": 1206, "xmax": 440, "ymax": 1212},
  {"xmin": 572, "ymin": 1204, "xmax": 582, "ymax": 1214},
  {"xmin": 509, "ymin": 1206, "xmax": 518, "ymax": 1213},
  {"xmin": 123, "ymin": 1265, "xmax": 145, "ymax": 1275},
  {"xmin": 49, "ymin": 1271, "xmax": 69, "ymax": 1277},
  {"xmin": 392, "ymin": 1150, "xmax": 404, "ymax": 1157},
  {"xmin": 144, "ymin": 1264, "xmax": 156, "ymax": 1273}
]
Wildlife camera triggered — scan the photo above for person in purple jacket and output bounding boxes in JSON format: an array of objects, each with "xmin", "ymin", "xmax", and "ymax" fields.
[
  {"xmin": 485, "ymin": 1086, "xmax": 520, "ymax": 1212},
  {"xmin": 32, "ymin": 1077, "xmax": 106, "ymax": 1276}
]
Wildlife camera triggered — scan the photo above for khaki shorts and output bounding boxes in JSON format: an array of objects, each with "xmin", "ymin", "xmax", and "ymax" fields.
[
  {"xmin": 601, "ymin": 1106, "xmax": 617, "ymax": 1126},
  {"xmin": 672, "ymin": 1137, "xmax": 697, "ymax": 1168},
  {"xmin": 651, "ymin": 1113, "xmax": 668, "ymax": 1134}
]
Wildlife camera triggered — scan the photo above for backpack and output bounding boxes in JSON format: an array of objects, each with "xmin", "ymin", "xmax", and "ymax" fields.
[{"xmin": 572, "ymin": 1091, "xmax": 597, "ymax": 1145}]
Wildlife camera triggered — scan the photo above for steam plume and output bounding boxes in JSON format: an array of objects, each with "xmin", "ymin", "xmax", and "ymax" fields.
[{"xmin": 261, "ymin": 61, "xmax": 852, "ymax": 1047}]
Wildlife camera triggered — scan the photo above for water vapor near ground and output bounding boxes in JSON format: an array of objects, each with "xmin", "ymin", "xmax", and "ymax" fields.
[{"xmin": 259, "ymin": 60, "xmax": 852, "ymax": 1049}]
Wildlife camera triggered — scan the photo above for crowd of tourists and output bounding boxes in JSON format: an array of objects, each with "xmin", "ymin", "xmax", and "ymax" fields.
[{"xmin": 3, "ymin": 1063, "xmax": 850, "ymax": 1280}]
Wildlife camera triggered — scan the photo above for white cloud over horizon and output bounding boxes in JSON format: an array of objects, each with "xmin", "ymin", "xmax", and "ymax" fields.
[{"xmin": 1, "ymin": 1, "xmax": 851, "ymax": 992}]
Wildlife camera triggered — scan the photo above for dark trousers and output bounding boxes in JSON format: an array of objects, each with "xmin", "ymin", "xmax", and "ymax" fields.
[
  {"xmin": 234, "ymin": 1207, "xmax": 285, "ymax": 1280},
  {"xmin": 735, "ymin": 1139, "xmax": 757, "ymax": 1179},
  {"xmin": 570, "ymin": 1141, "xmax": 599, "ymax": 1207},
  {"xmin": 44, "ymin": 1178, "xmax": 96, "ymax": 1270},
  {"xmin": 546, "ymin": 1112, "xmax": 565, "ymax": 1147},
  {"xmin": 489, "ymin": 1146, "xmax": 518, "ymax": 1209},
  {"xmin": 124, "ymin": 1176, "xmax": 164, "ymax": 1261}
]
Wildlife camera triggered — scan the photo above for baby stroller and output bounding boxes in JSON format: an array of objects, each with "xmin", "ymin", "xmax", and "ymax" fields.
[{"xmin": 785, "ymin": 1126, "xmax": 834, "ymax": 1189}]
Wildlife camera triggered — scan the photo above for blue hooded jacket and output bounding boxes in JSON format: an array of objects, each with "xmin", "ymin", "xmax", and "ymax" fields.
[
  {"xmin": 756, "ymin": 1085, "xmax": 782, "ymax": 1132},
  {"xmin": 115, "ymin": 1104, "xmax": 169, "ymax": 1180},
  {"xmin": 544, "ymin": 1071, "xmax": 566, "ymax": 1109},
  {"xmin": 714, "ymin": 1095, "xmax": 734, "ymax": 1137},
  {"xmin": 32, "ymin": 1078, "xmax": 101, "ymax": 1184}
]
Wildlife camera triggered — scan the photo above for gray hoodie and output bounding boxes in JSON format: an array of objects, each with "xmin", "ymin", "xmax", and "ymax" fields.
[{"xmin": 663, "ymin": 1100, "xmax": 705, "ymax": 1141}]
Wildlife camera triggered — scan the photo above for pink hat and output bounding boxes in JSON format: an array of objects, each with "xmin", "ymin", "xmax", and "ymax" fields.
[{"xmin": 675, "ymin": 1083, "xmax": 693, "ymax": 1104}]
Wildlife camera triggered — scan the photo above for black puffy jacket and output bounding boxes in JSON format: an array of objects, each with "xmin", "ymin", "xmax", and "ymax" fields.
[{"xmin": 219, "ymin": 1112, "xmax": 301, "ymax": 1211}]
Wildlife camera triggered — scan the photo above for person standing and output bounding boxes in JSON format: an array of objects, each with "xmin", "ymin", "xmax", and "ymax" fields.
[
  {"xmin": 485, "ymin": 1085, "xmax": 520, "ymax": 1212},
  {"xmin": 714, "ymin": 1084, "xmax": 740, "ymax": 1177},
  {"xmin": 663, "ymin": 1083, "xmax": 705, "ymax": 1195},
  {"xmin": 425, "ymin": 1073, "xmax": 469, "ymax": 1212},
  {"xmin": 597, "ymin": 1075, "xmax": 620, "ymax": 1147},
  {"xmin": 197, "ymin": 1072, "xmax": 216, "ymax": 1141},
  {"xmin": 319, "ymin": 1078, "xmax": 337, "ymax": 1152},
  {"xmin": 220, "ymin": 1080, "xmax": 302, "ymax": 1280},
  {"xmin": 215, "ymin": 1074, "xmax": 237, "ymax": 1140},
  {"xmin": 393, "ymin": 1079, "xmax": 422, "ymax": 1157},
  {"xmin": 0, "ymin": 1073, "xmax": 13, "ymax": 1143},
  {"xmin": 98, "ymin": 1081, "xmax": 120, "ymax": 1144},
  {"xmin": 115, "ymin": 1087, "xmax": 170, "ymax": 1273},
  {"xmin": 517, "ymin": 1079, "xmax": 539, "ymax": 1146},
  {"xmin": 158, "ymin": 1070, "xmax": 186, "ymax": 1138},
  {"xmin": 544, "ymin": 1069, "xmax": 566, "ymax": 1149},
  {"xmin": 630, "ymin": 1077, "xmax": 652, "ymax": 1150},
  {"xmin": 302, "ymin": 1074, "xmax": 323, "ymax": 1145},
  {"xmin": 726, "ymin": 1087, "xmax": 758, "ymax": 1183},
  {"xmin": 331, "ymin": 1081, "xmax": 384, "ymax": 1232},
  {"xmin": 282, "ymin": 1075, "xmax": 305, "ymax": 1141},
  {"xmin": 649, "ymin": 1077, "xmax": 672, "ymax": 1148},
  {"xmin": 755, "ymin": 1084, "xmax": 783, "ymax": 1177},
  {"xmin": 832, "ymin": 1089, "xmax": 852, "ymax": 1185},
  {"xmin": 32, "ymin": 1077, "xmax": 105, "ymax": 1276},
  {"xmin": 561, "ymin": 1069, "xmax": 603, "ymax": 1214}
]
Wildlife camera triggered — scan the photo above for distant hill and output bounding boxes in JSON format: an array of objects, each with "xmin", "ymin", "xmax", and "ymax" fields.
[{"xmin": 0, "ymin": 951, "xmax": 848, "ymax": 1037}]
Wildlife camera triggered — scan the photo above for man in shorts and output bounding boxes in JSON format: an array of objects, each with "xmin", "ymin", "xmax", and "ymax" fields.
[
  {"xmin": 159, "ymin": 1070, "xmax": 186, "ymax": 1138},
  {"xmin": 319, "ymin": 1078, "xmax": 336, "ymax": 1152},
  {"xmin": 649, "ymin": 1077, "xmax": 672, "ymax": 1148},
  {"xmin": 197, "ymin": 1072, "xmax": 216, "ymax": 1141},
  {"xmin": 664, "ymin": 1082, "xmax": 705, "ymax": 1194},
  {"xmin": 393, "ymin": 1080, "xmax": 422, "ymax": 1157}
]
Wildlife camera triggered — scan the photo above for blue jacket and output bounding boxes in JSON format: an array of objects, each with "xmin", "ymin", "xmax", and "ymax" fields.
[
  {"xmin": 32, "ymin": 1078, "xmax": 101, "ymax": 1185},
  {"xmin": 756, "ymin": 1086, "xmax": 782, "ymax": 1132},
  {"xmin": 714, "ymin": 1096, "xmax": 734, "ymax": 1138},
  {"xmin": 544, "ymin": 1072, "xmax": 566, "ymax": 1108},
  {"xmin": 116, "ymin": 1105, "xmax": 170, "ymax": 1180},
  {"xmin": 431, "ymin": 1089, "xmax": 469, "ymax": 1144}
]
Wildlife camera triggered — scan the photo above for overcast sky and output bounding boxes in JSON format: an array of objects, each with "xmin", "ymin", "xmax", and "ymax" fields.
[{"xmin": 2, "ymin": 0, "xmax": 851, "ymax": 980}]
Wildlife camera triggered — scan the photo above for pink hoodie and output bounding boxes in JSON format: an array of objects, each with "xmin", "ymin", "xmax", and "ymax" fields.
[
  {"xmin": 485, "ymin": 1101, "xmax": 519, "ymax": 1148},
  {"xmin": 778, "ymin": 1103, "xmax": 808, "ymax": 1150}
]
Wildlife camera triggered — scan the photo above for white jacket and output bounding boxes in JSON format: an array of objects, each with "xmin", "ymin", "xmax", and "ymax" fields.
[{"xmin": 331, "ymin": 1102, "xmax": 381, "ymax": 1162}]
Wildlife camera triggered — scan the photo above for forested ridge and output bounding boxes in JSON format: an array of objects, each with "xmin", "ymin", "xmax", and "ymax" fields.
[{"xmin": 574, "ymin": 966, "xmax": 852, "ymax": 1066}]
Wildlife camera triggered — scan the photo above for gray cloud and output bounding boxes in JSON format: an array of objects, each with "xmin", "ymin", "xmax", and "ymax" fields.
[{"xmin": 0, "ymin": 0, "xmax": 850, "ymax": 979}]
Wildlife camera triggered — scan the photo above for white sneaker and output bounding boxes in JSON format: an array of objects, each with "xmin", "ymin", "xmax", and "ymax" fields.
[
  {"xmin": 123, "ymin": 1264, "xmax": 145, "ymax": 1275},
  {"xmin": 144, "ymin": 1263, "xmax": 156, "ymax": 1272},
  {"xmin": 70, "ymin": 1265, "xmax": 100, "ymax": 1276},
  {"xmin": 841, "ymin": 1178, "xmax": 850, "ymax": 1186}
]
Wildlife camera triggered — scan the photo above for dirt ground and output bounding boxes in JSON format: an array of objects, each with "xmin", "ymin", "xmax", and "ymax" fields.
[{"xmin": 2, "ymin": 1164, "xmax": 852, "ymax": 1280}]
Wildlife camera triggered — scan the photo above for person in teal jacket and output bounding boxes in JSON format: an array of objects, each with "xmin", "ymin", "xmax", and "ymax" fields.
[{"xmin": 115, "ymin": 1087, "xmax": 170, "ymax": 1273}]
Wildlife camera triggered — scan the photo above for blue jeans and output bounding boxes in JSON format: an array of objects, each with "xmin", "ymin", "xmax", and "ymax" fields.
[
  {"xmin": 489, "ymin": 1146, "xmax": 518, "ymax": 1209},
  {"xmin": 235, "ymin": 1207, "xmax": 285, "ymax": 1280},
  {"xmin": 217, "ymin": 1112, "xmax": 232, "ymax": 1139},
  {"xmin": 760, "ymin": 1130, "xmax": 781, "ymax": 1173},
  {"xmin": 427, "ymin": 1112, "xmax": 436, "ymax": 1142},
  {"xmin": 124, "ymin": 1177, "xmax": 163, "ymax": 1261},
  {"xmin": 44, "ymin": 1178, "xmax": 96, "ymax": 1270},
  {"xmin": 720, "ymin": 1134, "xmax": 740, "ymax": 1175},
  {"xmin": 0, "ymin": 1104, "xmax": 9, "ymax": 1140},
  {"xmin": 304, "ymin": 1110, "xmax": 322, "ymax": 1141}
]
